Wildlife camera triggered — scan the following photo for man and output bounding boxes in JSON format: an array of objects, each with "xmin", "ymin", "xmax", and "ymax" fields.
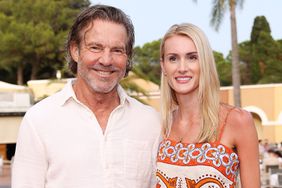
[{"xmin": 12, "ymin": 5, "xmax": 161, "ymax": 188}]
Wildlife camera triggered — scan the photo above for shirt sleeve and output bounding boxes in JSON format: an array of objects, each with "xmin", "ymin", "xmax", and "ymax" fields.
[
  {"xmin": 150, "ymin": 133, "xmax": 162, "ymax": 188},
  {"xmin": 12, "ymin": 115, "xmax": 47, "ymax": 188}
]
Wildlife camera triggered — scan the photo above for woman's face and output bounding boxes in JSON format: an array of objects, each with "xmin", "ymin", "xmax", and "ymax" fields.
[{"xmin": 161, "ymin": 35, "xmax": 200, "ymax": 96}]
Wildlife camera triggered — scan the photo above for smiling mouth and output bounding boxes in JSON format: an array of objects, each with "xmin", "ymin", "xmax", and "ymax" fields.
[
  {"xmin": 95, "ymin": 70, "xmax": 114, "ymax": 76},
  {"xmin": 176, "ymin": 77, "xmax": 192, "ymax": 81}
]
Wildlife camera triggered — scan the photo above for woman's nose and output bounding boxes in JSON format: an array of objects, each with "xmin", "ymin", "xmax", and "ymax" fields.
[{"xmin": 178, "ymin": 58, "xmax": 188, "ymax": 72}]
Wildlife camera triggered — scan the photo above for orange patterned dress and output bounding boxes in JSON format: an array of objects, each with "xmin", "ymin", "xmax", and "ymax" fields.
[
  {"xmin": 156, "ymin": 138, "xmax": 239, "ymax": 188},
  {"xmin": 156, "ymin": 108, "xmax": 240, "ymax": 188}
]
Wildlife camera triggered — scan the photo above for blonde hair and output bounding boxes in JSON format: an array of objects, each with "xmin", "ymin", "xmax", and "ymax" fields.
[{"xmin": 160, "ymin": 23, "xmax": 220, "ymax": 142}]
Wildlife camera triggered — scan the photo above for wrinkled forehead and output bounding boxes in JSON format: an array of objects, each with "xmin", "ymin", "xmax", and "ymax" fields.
[{"xmin": 80, "ymin": 19, "xmax": 127, "ymax": 46}]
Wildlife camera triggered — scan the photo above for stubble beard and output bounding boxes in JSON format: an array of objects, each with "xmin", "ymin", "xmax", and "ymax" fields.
[{"xmin": 79, "ymin": 68, "xmax": 126, "ymax": 94}]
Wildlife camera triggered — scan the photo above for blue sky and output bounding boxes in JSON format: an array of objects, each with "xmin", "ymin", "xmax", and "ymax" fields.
[{"xmin": 91, "ymin": 0, "xmax": 282, "ymax": 56}]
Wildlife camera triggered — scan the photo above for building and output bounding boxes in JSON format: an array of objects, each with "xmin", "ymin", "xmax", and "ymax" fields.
[
  {"xmin": 0, "ymin": 81, "xmax": 33, "ymax": 160},
  {"xmin": 220, "ymin": 84, "xmax": 282, "ymax": 143}
]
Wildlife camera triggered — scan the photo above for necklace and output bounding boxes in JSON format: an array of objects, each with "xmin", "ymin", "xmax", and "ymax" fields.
[
  {"xmin": 172, "ymin": 109, "xmax": 200, "ymax": 144},
  {"xmin": 179, "ymin": 137, "xmax": 184, "ymax": 143},
  {"xmin": 174, "ymin": 120, "xmax": 200, "ymax": 144},
  {"xmin": 174, "ymin": 124, "xmax": 191, "ymax": 144}
]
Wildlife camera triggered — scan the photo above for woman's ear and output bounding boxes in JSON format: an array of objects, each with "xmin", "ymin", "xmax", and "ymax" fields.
[
  {"xmin": 70, "ymin": 43, "xmax": 79, "ymax": 62},
  {"xmin": 160, "ymin": 58, "xmax": 166, "ymax": 76}
]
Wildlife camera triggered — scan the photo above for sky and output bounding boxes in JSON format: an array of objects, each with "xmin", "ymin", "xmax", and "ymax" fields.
[{"xmin": 91, "ymin": 0, "xmax": 282, "ymax": 56}]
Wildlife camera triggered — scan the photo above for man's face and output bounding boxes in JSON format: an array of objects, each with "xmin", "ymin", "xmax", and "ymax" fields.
[{"xmin": 71, "ymin": 19, "xmax": 128, "ymax": 94}]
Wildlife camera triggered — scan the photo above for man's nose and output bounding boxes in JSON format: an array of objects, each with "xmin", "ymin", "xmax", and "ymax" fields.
[{"xmin": 98, "ymin": 49, "xmax": 113, "ymax": 66}]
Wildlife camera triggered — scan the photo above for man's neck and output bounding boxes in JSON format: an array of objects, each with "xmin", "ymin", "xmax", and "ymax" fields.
[
  {"xmin": 72, "ymin": 81, "xmax": 121, "ymax": 133},
  {"xmin": 74, "ymin": 82, "xmax": 120, "ymax": 109}
]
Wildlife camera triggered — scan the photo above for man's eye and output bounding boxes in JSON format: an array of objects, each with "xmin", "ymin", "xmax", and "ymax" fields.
[
  {"xmin": 90, "ymin": 46, "xmax": 103, "ymax": 52},
  {"xmin": 112, "ymin": 48, "xmax": 125, "ymax": 55}
]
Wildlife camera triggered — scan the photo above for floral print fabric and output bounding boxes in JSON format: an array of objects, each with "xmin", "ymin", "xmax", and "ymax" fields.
[{"xmin": 156, "ymin": 139, "xmax": 239, "ymax": 188}]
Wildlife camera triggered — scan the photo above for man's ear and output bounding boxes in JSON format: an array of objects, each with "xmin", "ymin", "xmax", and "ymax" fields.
[{"xmin": 70, "ymin": 43, "xmax": 79, "ymax": 62}]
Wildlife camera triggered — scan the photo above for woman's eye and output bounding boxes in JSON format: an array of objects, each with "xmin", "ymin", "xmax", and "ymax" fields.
[
  {"xmin": 187, "ymin": 54, "xmax": 198, "ymax": 62},
  {"xmin": 168, "ymin": 56, "xmax": 177, "ymax": 62}
]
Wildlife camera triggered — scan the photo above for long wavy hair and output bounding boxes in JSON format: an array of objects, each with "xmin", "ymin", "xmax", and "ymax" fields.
[{"xmin": 160, "ymin": 23, "xmax": 220, "ymax": 142}]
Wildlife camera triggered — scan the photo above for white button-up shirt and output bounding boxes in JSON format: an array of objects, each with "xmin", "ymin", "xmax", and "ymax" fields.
[{"xmin": 12, "ymin": 80, "xmax": 162, "ymax": 188}]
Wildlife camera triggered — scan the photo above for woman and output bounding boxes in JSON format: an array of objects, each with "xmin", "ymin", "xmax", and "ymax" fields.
[{"xmin": 156, "ymin": 23, "xmax": 260, "ymax": 187}]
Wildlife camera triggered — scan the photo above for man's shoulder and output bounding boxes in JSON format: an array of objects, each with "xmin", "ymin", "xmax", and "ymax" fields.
[
  {"xmin": 126, "ymin": 96, "xmax": 161, "ymax": 126},
  {"xmin": 126, "ymin": 96, "xmax": 161, "ymax": 134},
  {"xmin": 25, "ymin": 90, "xmax": 64, "ymax": 117},
  {"xmin": 127, "ymin": 96, "xmax": 158, "ymax": 114}
]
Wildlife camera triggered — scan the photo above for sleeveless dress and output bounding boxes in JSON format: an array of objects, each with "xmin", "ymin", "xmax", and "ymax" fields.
[{"xmin": 156, "ymin": 109, "xmax": 239, "ymax": 188}]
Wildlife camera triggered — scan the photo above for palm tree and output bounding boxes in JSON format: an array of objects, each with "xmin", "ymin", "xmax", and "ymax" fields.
[
  {"xmin": 195, "ymin": 0, "xmax": 243, "ymax": 107},
  {"xmin": 120, "ymin": 72, "xmax": 149, "ymax": 104}
]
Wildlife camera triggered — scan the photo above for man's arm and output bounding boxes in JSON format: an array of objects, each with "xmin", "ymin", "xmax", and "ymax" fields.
[
  {"xmin": 12, "ymin": 116, "xmax": 47, "ymax": 188},
  {"xmin": 150, "ymin": 133, "xmax": 162, "ymax": 188}
]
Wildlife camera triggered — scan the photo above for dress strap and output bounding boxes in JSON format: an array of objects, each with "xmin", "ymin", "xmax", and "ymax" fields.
[{"xmin": 217, "ymin": 106, "xmax": 236, "ymax": 142}]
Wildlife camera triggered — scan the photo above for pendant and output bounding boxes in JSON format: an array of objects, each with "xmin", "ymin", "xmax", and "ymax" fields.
[{"xmin": 179, "ymin": 137, "xmax": 183, "ymax": 143}]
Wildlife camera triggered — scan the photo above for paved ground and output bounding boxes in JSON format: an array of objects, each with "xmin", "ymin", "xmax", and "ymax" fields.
[{"xmin": 0, "ymin": 165, "xmax": 11, "ymax": 188}]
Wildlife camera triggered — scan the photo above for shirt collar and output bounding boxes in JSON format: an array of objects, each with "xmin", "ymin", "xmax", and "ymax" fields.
[
  {"xmin": 117, "ymin": 84, "xmax": 130, "ymax": 106},
  {"xmin": 59, "ymin": 78, "xmax": 77, "ymax": 106},
  {"xmin": 59, "ymin": 79, "xmax": 130, "ymax": 106}
]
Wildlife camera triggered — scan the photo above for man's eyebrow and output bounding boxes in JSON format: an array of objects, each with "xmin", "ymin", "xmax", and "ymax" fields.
[{"xmin": 85, "ymin": 41, "xmax": 102, "ymax": 46}]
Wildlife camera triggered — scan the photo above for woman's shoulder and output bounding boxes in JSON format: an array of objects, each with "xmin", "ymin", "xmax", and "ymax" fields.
[
  {"xmin": 219, "ymin": 103, "xmax": 257, "ymax": 148},
  {"xmin": 220, "ymin": 103, "xmax": 253, "ymax": 127},
  {"xmin": 219, "ymin": 103, "xmax": 255, "ymax": 140}
]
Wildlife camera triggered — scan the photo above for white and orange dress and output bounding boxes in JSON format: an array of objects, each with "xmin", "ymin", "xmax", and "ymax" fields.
[{"xmin": 156, "ymin": 119, "xmax": 240, "ymax": 187}]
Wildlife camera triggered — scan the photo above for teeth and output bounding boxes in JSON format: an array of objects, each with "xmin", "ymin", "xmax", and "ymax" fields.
[
  {"xmin": 97, "ymin": 71, "xmax": 111, "ymax": 76},
  {"xmin": 176, "ymin": 77, "xmax": 191, "ymax": 81}
]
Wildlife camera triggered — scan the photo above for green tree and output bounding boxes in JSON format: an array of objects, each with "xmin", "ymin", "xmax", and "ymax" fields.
[
  {"xmin": 259, "ymin": 59, "xmax": 282, "ymax": 83},
  {"xmin": 239, "ymin": 16, "xmax": 281, "ymax": 84},
  {"xmin": 250, "ymin": 16, "xmax": 271, "ymax": 43},
  {"xmin": 0, "ymin": 14, "xmax": 32, "ymax": 85},
  {"xmin": 133, "ymin": 40, "xmax": 161, "ymax": 85},
  {"xmin": 238, "ymin": 41, "xmax": 254, "ymax": 84},
  {"xmin": 214, "ymin": 51, "xmax": 232, "ymax": 86},
  {"xmin": 0, "ymin": 0, "xmax": 90, "ymax": 85},
  {"xmin": 250, "ymin": 16, "xmax": 275, "ymax": 81}
]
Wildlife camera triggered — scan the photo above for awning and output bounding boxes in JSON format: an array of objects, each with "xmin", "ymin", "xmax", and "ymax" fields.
[
  {"xmin": 0, "ymin": 116, "xmax": 22, "ymax": 144},
  {"xmin": 0, "ymin": 81, "xmax": 29, "ymax": 92}
]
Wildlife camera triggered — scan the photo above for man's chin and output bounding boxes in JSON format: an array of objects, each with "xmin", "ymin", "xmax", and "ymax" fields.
[{"xmin": 90, "ymin": 84, "xmax": 118, "ymax": 94}]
